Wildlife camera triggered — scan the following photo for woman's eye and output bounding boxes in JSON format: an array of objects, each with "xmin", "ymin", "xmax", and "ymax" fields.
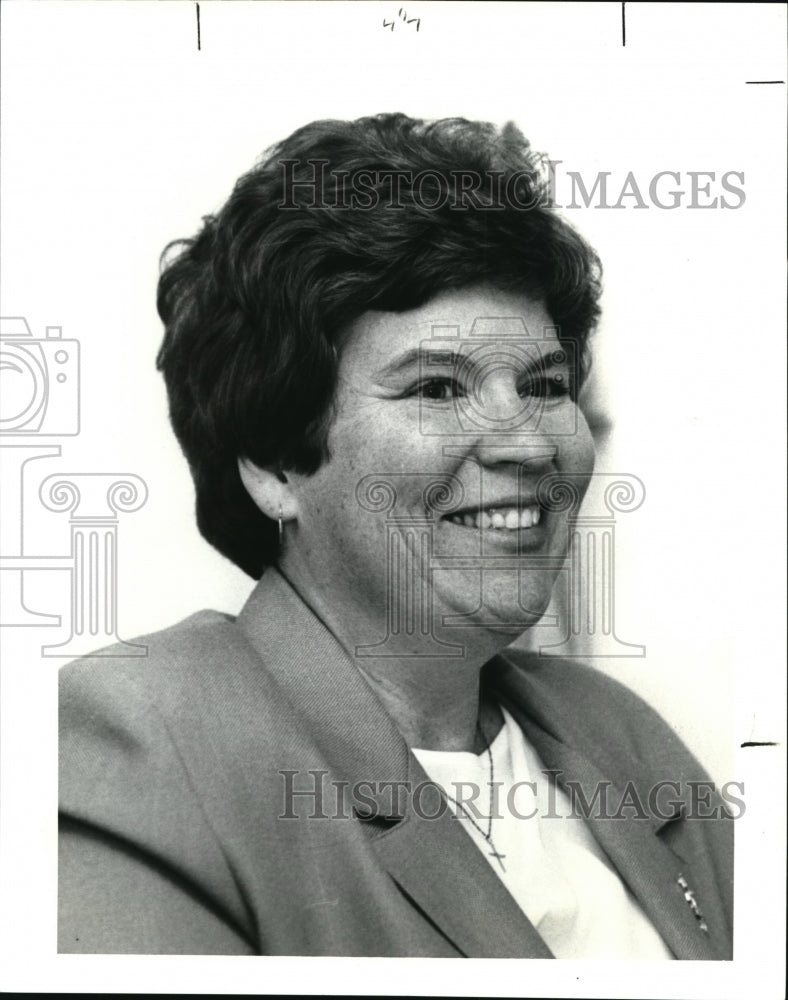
[
  {"xmin": 415, "ymin": 378, "xmax": 465, "ymax": 400},
  {"xmin": 520, "ymin": 374, "xmax": 572, "ymax": 400}
]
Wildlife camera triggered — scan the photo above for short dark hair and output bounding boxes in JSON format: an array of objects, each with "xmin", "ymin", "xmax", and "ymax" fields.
[{"xmin": 156, "ymin": 113, "xmax": 602, "ymax": 579}]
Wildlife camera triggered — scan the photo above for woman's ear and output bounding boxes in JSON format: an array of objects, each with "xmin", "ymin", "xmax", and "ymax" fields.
[{"xmin": 238, "ymin": 458, "xmax": 298, "ymax": 522}]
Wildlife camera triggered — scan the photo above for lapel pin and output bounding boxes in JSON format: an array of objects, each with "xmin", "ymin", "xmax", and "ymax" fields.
[{"xmin": 677, "ymin": 874, "xmax": 709, "ymax": 933}]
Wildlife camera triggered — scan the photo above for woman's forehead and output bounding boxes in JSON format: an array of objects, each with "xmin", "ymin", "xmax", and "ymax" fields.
[{"xmin": 338, "ymin": 287, "xmax": 558, "ymax": 375}]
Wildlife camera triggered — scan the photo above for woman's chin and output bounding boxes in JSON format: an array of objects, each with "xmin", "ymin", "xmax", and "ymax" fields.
[{"xmin": 432, "ymin": 578, "xmax": 552, "ymax": 644}]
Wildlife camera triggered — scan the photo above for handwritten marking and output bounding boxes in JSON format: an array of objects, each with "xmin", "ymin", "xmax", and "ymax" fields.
[
  {"xmin": 741, "ymin": 741, "xmax": 778, "ymax": 747},
  {"xmin": 196, "ymin": 2, "xmax": 201, "ymax": 51},
  {"xmin": 745, "ymin": 81, "xmax": 784, "ymax": 85},
  {"xmin": 621, "ymin": 1, "xmax": 626, "ymax": 47},
  {"xmin": 383, "ymin": 8, "xmax": 420, "ymax": 32}
]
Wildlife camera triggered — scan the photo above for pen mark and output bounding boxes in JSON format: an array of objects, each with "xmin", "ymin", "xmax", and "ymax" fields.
[
  {"xmin": 740, "ymin": 741, "xmax": 778, "ymax": 748},
  {"xmin": 196, "ymin": 2, "xmax": 201, "ymax": 51},
  {"xmin": 621, "ymin": 2, "xmax": 626, "ymax": 47},
  {"xmin": 745, "ymin": 81, "xmax": 784, "ymax": 85}
]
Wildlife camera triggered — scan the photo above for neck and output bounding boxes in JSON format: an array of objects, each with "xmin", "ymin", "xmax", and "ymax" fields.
[
  {"xmin": 361, "ymin": 666, "xmax": 506, "ymax": 753},
  {"xmin": 346, "ymin": 643, "xmax": 507, "ymax": 753},
  {"xmin": 278, "ymin": 560, "xmax": 512, "ymax": 753}
]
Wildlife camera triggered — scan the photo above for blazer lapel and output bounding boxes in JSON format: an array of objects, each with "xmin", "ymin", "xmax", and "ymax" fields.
[
  {"xmin": 235, "ymin": 569, "xmax": 409, "ymax": 793},
  {"xmin": 235, "ymin": 570, "xmax": 554, "ymax": 958},
  {"xmin": 492, "ymin": 657, "xmax": 725, "ymax": 961},
  {"xmin": 372, "ymin": 757, "xmax": 554, "ymax": 958}
]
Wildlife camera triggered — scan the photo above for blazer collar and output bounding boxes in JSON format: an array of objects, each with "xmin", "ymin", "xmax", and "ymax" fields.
[
  {"xmin": 236, "ymin": 567, "xmax": 410, "ymax": 813},
  {"xmin": 490, "ymin": 653, "xmax": 690, "ymax": 833}
]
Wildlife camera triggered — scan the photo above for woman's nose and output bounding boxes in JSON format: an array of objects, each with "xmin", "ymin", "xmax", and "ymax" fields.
[
  {"xmin": 465, "ymin": 376, "xmax": 571, "ymax": 467},
  {"xmin": 472, "ymin": 434, "xmax": 558, "ymax": 474},
  {"xmin": 471, "ymin": 373, "xmax": 565, "ymax": 435}
]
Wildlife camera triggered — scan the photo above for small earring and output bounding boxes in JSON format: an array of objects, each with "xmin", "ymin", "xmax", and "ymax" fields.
[{"xmin": 278, "ymin": 503, "xmax": 284, "ymax": 545}]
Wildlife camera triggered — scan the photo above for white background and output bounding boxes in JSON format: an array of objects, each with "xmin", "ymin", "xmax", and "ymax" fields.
[{"xmin": 1, "ymin": 1, "xmax": 785, "ymax": 996}]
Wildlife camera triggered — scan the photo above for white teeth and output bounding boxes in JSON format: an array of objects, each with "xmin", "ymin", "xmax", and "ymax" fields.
[{"xmin": 446, "ymin": 504, "xmax": 542, "ymax": 531}]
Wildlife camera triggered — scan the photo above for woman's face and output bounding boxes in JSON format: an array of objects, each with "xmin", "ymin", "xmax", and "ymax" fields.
[{"xmin": 281, "ymin": 284, "xmax": 595, "ymax": 644}]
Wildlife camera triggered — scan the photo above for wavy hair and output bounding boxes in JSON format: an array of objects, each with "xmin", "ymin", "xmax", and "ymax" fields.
[{"xmin": 156, "ymin": 113, "xmax": 602, "ymax": 578}]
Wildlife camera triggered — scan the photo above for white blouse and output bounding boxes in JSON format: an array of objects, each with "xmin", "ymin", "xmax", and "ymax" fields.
[{"xmin": 412, "ymin": 706, "xmax": 674, "ymax": 959}]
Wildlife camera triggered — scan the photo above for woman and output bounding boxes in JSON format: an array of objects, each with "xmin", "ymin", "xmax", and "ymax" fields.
[{"xmin": 58, "ymin": 113, "xmax": 733, "ymax": 958}]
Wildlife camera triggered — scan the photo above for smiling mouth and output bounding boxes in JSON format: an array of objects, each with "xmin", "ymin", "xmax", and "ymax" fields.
[{"xmin": 443, "ymin": 503, "xmax": 542, "ymax": 531}]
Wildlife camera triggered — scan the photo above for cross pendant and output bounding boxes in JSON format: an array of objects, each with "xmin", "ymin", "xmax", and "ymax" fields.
[{"xmin": 489, "ymin": 848, "xmax": 506, "ymax": 872}]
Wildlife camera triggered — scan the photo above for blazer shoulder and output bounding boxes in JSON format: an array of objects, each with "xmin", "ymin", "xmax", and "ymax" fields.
[
  {"xmin": 59, "ymin": 608, "xmax": 243, "ymax": 818},
  {"xmin": 60, "ymin": 608, "xmax": 237, "ymax": 689},
  {"xmin": 59, "ymin": 609, "xmax": 264, "ymax": 946},
  {"xmin": 58, "ymin": 607, "xmax": 273, "ymax": 738},
  {"xmin": 59, "ymin": 607, "xmax": 274, "ymax": 794}
]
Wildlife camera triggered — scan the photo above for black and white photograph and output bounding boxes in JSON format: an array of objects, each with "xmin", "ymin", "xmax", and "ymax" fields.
[{"xmin": 0, "ymin": 2, "xmax": 785, "ymax": 996}]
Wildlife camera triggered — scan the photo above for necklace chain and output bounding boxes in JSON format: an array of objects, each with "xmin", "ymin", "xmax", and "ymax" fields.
[{"xmin": 442, "ymin": 715, "xmax": 507, "ymax": 872}]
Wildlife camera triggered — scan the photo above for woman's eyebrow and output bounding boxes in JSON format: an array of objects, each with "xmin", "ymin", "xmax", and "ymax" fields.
[
  {"xmin": 371, "ymin": 345, "xmax": 569, "ymax": 383},
  {"xmin": 371, "ymin": 348, "xmax": 459, "ymax": 382}
]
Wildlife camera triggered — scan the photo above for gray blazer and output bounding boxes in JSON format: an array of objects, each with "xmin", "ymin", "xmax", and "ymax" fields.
[{"xmin": 59, "ymin": 568, "xmax": 733, "ymax": 957}]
